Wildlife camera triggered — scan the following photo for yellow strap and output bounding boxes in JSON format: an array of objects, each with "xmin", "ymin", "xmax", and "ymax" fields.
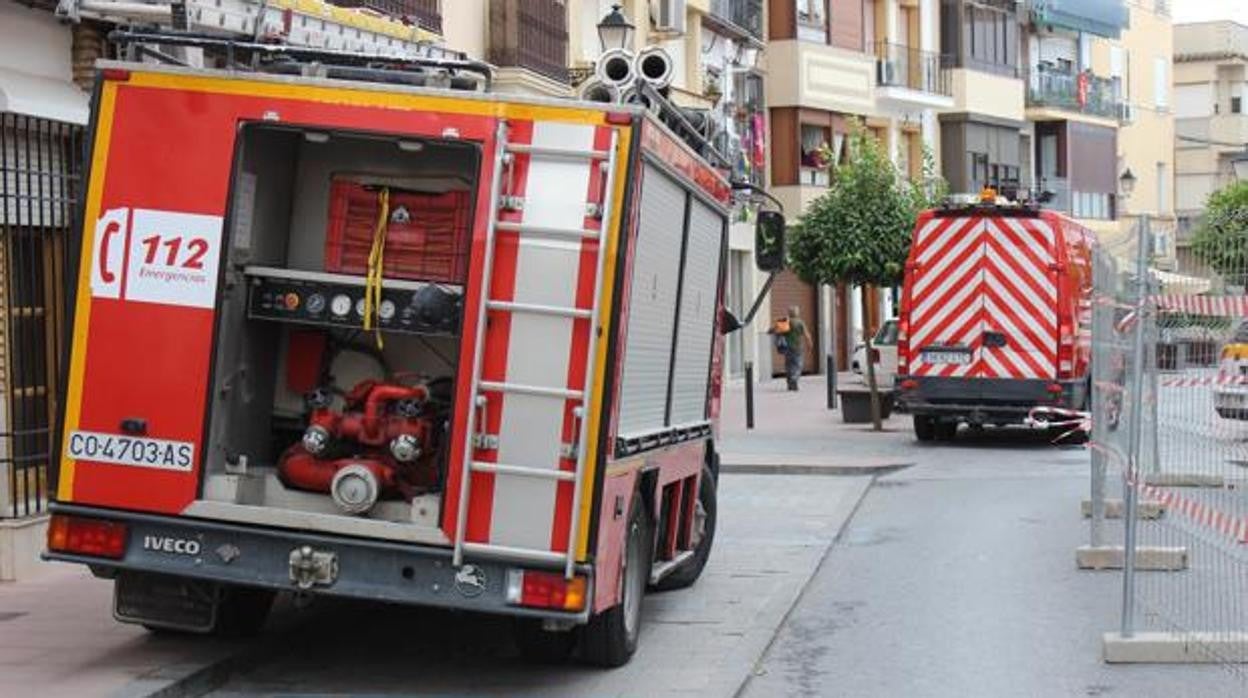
[{"xmin": 364, "ymin": 187, "xmax": 389, "ymax": 349}]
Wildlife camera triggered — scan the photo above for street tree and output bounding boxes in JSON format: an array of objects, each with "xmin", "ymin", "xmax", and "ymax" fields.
[
  {"xmin": 788, "ymin": 122, "xmax": 943, "ymax": 430},
  {"xmin": 1191, "ymin": 180, "xmax": 1248, "ymax": 287}
]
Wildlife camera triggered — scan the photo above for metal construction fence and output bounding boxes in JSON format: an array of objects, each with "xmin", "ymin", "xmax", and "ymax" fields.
[{"xmin": 1090, "ymin": 215, "xmax": 1248, "ymax": 681}]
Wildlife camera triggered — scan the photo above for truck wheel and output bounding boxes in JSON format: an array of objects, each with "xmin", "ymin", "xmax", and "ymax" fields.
[
  {"xmin": 214, "ymin": 585, "xmax": 276, "ymax": 637},
  {"xmin": 652, "ymin": 466, "xmax": 717, "ymax": 591},
  {"xmin": 580, "ymin": 495, "xmax": 653, "ymax": 667},
  {"xmin": 913, "ymin": 416, "xmax": 936, "ymax": 441},
  {"xmin": 515, "ymin": 619, "xmax": 577, "ymax": 663}
]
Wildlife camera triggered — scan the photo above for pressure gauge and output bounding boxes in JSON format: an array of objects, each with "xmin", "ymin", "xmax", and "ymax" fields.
[
  {"xmin": 378, "ymin": 299, "xmax": 396, "ymax": 321},
  {"xmin": 330, "ymin": 294, "xmax": 351, "ymax": 317},
  {"xmin": 355, "ymin": 298, "xmax": 367, "ymax": 317},
  {"xmin": 306, "ymin": 293, "xmax": 326, "ymax": 315}
]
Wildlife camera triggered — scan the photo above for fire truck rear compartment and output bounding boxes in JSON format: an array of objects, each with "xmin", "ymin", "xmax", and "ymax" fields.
[{"xmin": 191, "ymin": 123, "xmax": 479, "ymax": 542}]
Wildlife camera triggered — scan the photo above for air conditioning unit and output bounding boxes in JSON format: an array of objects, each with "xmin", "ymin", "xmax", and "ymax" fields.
[
  {"xmin": 652, "ymin": 0, "xmax": 687, "ymax": 35},
  {"xmin": 1118, "ymin": 102, "xmax": 1135, "ymax": 123}
]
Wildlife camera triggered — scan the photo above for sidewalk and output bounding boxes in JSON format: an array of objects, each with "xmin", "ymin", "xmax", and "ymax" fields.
[
  {"xmin": 719, "ymin": 373, "xmax": 917, "ymax": 470},
  {"xmin": 0, "ymin": 564, "xmax": 240, "ymax": 698}
]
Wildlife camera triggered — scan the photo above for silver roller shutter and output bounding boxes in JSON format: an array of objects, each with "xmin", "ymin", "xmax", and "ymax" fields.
[
  {"xmin": 616, "ymin": 164, "xmax": 685, "ymax": 437},
  {"xmin": 669, "ymin": 198, "xmax": 723, "ymax": 425}
]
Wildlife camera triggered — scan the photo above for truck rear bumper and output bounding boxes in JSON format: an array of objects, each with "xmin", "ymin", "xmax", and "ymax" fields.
[
  {"xmin": 896, "ymin": 375, "xmax": 1087, "ymax": 424},
  {"xmin": 44, "ymin": 502, "xmax": 592, "ymax": 623}
]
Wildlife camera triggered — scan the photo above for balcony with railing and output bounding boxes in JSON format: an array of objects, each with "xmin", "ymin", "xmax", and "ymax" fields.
[
  {"xmin": 1026, "ymin": 63, "xmax": 1124, "ymax": 121},
  {"xmin": 871, "ymin": 42, "xmax": 954, "ymax": 111},
  {"xmin": 488, "ymin": 0, "xmax": 569, "ymax": 88},
  {"xmin": 327, "ymin": 0, "xmax": 441, "ymax": 33},
  {"xmin": 706, "ymin": 0, "xmax": 764, "ymax": 45}
]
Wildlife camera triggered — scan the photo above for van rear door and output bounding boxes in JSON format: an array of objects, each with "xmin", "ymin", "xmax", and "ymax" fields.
[
  {"xmin": 906, "ymin": 214, "xmax": 1058, "ymax": 384},
  {"xmin": 978, "ymin": 216, "xmax": 1059, "ymax": 381},
  {"xmin": 907, "ymin": 215, "xmax": 985, "ymax": 382}
]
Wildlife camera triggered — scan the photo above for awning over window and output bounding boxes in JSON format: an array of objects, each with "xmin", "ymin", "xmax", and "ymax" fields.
[
  {"xmin": 1031, "ymin": 0, "xmax": 1130, "ymax": 40},
  {"xmin": 0, "ymin": 68, "xmax": 88, "ymax": 126},
  {"xmin": 1152, "ymin": 269, "xmax": 1213, "ymax": 297}
]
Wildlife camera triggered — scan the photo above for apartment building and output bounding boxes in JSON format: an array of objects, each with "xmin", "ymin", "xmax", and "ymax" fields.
[
  {"xmin": 1174, "ymin": 20, "xmax": 1248, "ymax": 274},
  {"xmin": 765, "ymin": 0, "xmax": 951, "ymax": 372},
  {"xmin": 938, "ymin": 0, "xmax": 1173, "ymax": 265}
]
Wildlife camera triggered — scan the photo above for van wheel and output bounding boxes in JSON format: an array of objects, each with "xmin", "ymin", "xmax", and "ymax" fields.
[
  {"xmin": 581, "ymin": 495, "xmax": 653, "ymax": 667},
  {"xmin": 652, "ymin": 466, "xmax": 717, "ymax": 591},
  {"xmin": 914, "ymin": 416, "xmax": 936, "ymax": 441}
]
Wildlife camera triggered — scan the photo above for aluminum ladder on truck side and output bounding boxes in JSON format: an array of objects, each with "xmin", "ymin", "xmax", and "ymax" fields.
[{"xmin": 453, "ymin": 120, "xmax": 621, "ymax": 579}]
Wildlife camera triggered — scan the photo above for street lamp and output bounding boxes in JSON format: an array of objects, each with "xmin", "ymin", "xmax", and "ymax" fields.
[
  {"xmin": 1231, "ymin": 150, "xmax": 1248, "ymax": 181},
  {"xmin": 597, "ymin": 4, "xmax": 634, "ymax": 52},
  {"xmin": 1119, "ymin": 167, "xmax": 1137, "ymax": 200}
]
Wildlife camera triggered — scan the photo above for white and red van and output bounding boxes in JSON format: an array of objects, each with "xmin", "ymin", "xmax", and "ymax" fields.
[{"xmin": 896, "ymin": 201, "xmax": 1095, "ymax": 440}]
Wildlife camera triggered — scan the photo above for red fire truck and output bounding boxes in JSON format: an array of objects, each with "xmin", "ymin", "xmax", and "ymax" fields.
[
  {"xmin": 896, "ymin": 197, "xmax": 1095, "ymax": 440},
  {"xmin": 45, "ymin": 41, "xmax": 784, "ymax": 666}
]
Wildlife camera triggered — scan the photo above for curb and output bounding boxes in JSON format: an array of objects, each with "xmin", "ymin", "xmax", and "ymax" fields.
[{"xmin": 720, "ymin": 457, "xmax": 913, "ymax": 477}]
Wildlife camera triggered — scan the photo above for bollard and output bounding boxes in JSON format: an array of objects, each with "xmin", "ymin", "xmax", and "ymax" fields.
[
  {"xmin": 745, "ymin": 362, "xmax": 755, "ymax": 430},
  {"xmin": 826, "ymin": 354, "xmax": 837, "ymax": 409}
]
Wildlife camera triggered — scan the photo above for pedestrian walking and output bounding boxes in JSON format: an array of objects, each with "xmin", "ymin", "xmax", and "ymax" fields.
[{"xmin": 770, "ymin": 305, "xmax": 813, "ymax": 391}]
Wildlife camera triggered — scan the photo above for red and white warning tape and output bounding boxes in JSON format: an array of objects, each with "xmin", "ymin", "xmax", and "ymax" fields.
[
  {"xmin": 1152, "ymin": 295, "xmax": 1248, "ymax": 317},
  {"xmin": 1158, "ymin": 375, "xmax": 1248, "ymax": 388},
  {"xmin": 1090, "ymin": 441, "xmax": 1248, "ymax": 545}
]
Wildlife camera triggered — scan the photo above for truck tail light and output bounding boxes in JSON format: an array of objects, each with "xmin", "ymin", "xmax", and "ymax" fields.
[
  {"xmin": 900, "ymin": 379, "xmax": 918, "ymax": 391},
  {"xmin": 505, "ymin": 569, "xmax": 588, "ymax": 612},
  {"xmin": 47, "ymin": 514, "xmax": 127, "ymax": 559}
]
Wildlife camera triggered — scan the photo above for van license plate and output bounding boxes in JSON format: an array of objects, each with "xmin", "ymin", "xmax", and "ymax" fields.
[{"xmin": 922, "ymin": 350, "xmax": 970, "ymax": 365}]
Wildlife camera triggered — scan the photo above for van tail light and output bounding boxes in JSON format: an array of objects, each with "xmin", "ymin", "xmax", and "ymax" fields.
[
  {"xmin": 897, "ymin": 319, "xmax": 910, "ymax": 372},
  {"xmin": 47, "ymin": 514, "xmax": 128, "ymax": 559},
  {"xmin": 1056, "ymin": 323, "xmax": 1075, "ymax": 378},
  {"xmin": 505, "ymin": 569, "xmax": 588, "ymax": 612}
]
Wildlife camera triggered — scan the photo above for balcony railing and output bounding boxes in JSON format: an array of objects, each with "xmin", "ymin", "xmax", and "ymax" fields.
[
  {"xmin": 872, "ymin": 43, "xmax": 952, "ymax": 96},
  {"xmin": 1036, "ymin": 176, "xmax": 1118, "ymax": 220},
  {"xmin": 1027, "ymin": 64, "xmax": 1124, "ymax": 120},
  {"xmin": 326, "ymin": 0, "xmax": 441, "ymax": 33},
  {"xmin": 707, "ymin": 0, "xmax": 764, "ymax": 43},
  {"xmin": 488, "ymin": 0, "xmax": 569, "ymax": 83}
]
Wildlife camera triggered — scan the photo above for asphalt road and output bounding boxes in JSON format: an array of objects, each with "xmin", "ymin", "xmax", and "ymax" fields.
[{"xmin": 740, "ymin": 425, "xmax": 1244, "ymax": 698}]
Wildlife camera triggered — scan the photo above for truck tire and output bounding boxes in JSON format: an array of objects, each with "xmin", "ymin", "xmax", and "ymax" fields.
[
  {"xmin": 515, "ymin": 619, "xmax": 577, "ymax": 663},
  {"xmin": 652, "ymin": 466, "xmax": 717, "ymax": 591},
  {"xmin": 914, "ymin": 415, "xmax": 936, "ymax": 441},
  {"xmin": 580, "ymin": 495, "xmax": 653, "ymax": 667},
  {"xmin": 214, "ymin": 585, "xmax": 276, "ymax": 637}
]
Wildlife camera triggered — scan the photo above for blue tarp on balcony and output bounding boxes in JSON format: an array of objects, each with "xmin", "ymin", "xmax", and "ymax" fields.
[{"xmin": 1031, "ymin": 0, "xmax": 1130, "ymax": 39}]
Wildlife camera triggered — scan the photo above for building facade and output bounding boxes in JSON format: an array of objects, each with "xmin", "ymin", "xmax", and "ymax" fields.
[
  {"xmin": 939, "ymin": 0, "xmax": 1173, "ymax": 266},
  {"xmin": 765, "ymin": 0, "xmax": 951, "ymax": 373},
  {"xmin": 1174, "ymin": 20, "xmax": 1248, "ymax": 274}
]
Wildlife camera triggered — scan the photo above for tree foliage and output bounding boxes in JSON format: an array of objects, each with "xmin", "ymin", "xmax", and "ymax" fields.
[
  {"xmin": 788, "ymin": 122, "xmax": 942, "ymax": 288},
  {"xmin": 1191, "ymin": 181, "xmax": 1248, "ymax": 282}
]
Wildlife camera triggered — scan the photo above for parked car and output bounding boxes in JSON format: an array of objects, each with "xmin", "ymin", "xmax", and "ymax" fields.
[
  {"xmin": 1214, "ymin": 321, "xmax": 1248, "ymax": 419},
  {"xmin": 851, "ymin": 318, "xmax": 899, "ymax": 388}
]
